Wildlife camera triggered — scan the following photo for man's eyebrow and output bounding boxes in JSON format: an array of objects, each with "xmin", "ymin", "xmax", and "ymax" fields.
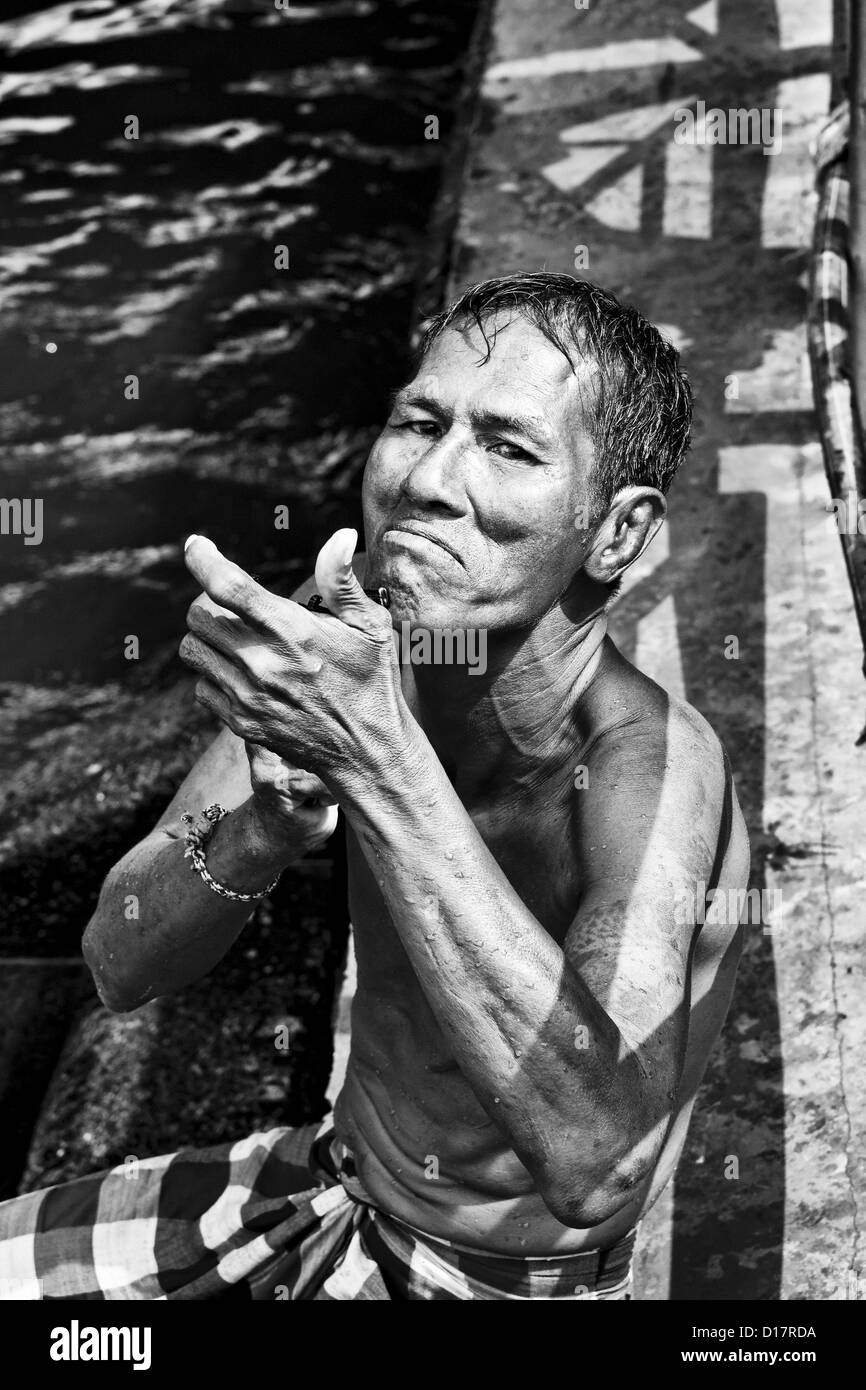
[
  {"xmin": 469, "ymin": 407, "xmax": 554, "ymax": 449},
  {"xmin": 387, "ymin": 390, "xmax": 554, "ymax": 448},
  {"xmin": 386, "ymin": 386, "xmax": 441, "ymax": 413}
]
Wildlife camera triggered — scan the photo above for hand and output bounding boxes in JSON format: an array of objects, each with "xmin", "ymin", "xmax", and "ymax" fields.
[
  {"xmin": 245, "ymin": 742, "xmax": 338, "ymax": 855},
  {"xmin": 179, "ymin": 529, "xmax": 409, "ymax": 790}
]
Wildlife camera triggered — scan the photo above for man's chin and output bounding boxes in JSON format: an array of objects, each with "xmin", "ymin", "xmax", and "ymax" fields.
[
  {"xmin": 367, "ymin": 555, "xmax": 460, "ymax": 628},
  {"xmin": 385, "ymin": 592, "xmax": 465, "ymax": 630}
]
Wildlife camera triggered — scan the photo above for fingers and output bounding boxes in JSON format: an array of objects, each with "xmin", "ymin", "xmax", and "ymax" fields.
[
  {"xmin": 184, "ymin": 535, "xmax": 275, "ymax": 629},
  {"xmin": 186, "ymin": 593, "xmax": 262, "ymax": 665},
  {"xmin": 192, "ymin": 675, "xmax": 232, "ymax": 724},
  {"xmin": 277, "ymin": 774, "xmax": 339, "ymax": 809},
  {"xmin": 314, "ymin": 528, "xmax": 391, "ymax": 641},
  {"xmin": 286, "ymin": 771, "xmax": 339, "ymax": 806},
  {"xmin": 180, "ymin": 632, "xmax": 251, "ymax": 715},
  {"xmin": 188, "ymin": 592, "xmax": 240, "ymax": 625},
  {"xmin": 245, "ymin": 744, "xmax": 334, "ymax": 802}
]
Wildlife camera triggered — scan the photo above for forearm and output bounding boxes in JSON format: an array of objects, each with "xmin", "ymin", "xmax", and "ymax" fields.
[
  {"xmin": 333, "ymin": 721, "xmax": 647, "ymax": 1216},
  {"xmin": 83, "ymin": 798, "xmax": 296, "ymax": 1010}
]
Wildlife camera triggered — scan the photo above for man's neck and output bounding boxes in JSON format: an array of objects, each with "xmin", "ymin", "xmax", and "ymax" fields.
[{"xmin": 400, "ymin": 597, "xmax": 608, "ymax": 797}]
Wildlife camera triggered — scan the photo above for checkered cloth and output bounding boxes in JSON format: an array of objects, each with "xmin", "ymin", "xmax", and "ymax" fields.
[{"xmin": 0, "ymin": 1123, "xmax": 635, "ymax": 1300}]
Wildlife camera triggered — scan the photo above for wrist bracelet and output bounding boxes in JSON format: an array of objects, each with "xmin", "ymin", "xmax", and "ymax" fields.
[{"xmin": 181, "ymin": 804, "xmax": 282, "ymax": 903}]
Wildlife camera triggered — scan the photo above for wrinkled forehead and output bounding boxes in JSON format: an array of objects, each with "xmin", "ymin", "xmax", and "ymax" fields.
[{"xmin": 411, "ymin": 312, "xmax": 599, "ymax": 443}]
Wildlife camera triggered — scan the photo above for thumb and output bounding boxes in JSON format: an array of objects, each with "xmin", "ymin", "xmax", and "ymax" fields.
[{"xmin": 314, "ymin": 528, "xmax": 390, "ymax": 639}]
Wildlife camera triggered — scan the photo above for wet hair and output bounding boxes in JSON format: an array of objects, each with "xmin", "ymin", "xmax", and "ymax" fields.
[{"xmin": 418, "ymin": 271, "xmax": 692, "ymax": 515}]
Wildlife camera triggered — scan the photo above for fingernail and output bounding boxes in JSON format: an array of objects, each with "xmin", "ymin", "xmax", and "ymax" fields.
[
  {"xmin": 339, "ymin": 528, "xmax": 358, "ymax": 567},
  {"xmin": 184, "ymin": 534, "xmax": 199, "ymax": 552}
]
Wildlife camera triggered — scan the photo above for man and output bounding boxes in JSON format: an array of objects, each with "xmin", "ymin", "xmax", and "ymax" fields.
[{"xmin": 0, "ymin": 273, "xmax": 749, "ymax": 1300}]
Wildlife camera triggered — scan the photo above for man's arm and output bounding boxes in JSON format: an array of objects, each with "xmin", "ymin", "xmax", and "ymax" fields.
[
  {"xmin": 333, "ymin": 707, "xmax": 735, "ymax": 1229},
  {"xmin": 175, "ymin": 534, "xmax": 745, "ymax": 1228},
  {"xmin": 82, "ymin": 573, "xmax": 336, "ymax": 1013}
]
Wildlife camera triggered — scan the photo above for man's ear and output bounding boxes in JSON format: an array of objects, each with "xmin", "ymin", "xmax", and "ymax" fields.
[{"xmin": 582, "ymin": 486, "xmax": 666, "ymax": 586}]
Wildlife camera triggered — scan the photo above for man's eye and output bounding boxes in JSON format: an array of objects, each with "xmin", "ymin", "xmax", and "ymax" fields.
[
  {"xmin": 398, "ymin": 417, "xmax": 440, "ymax": 436},
  {"xmin": 489, "ymin": 439, "xmax": 534, "ymax": 461}
]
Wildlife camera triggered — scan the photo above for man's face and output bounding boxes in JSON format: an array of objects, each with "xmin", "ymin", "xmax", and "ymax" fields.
[{"xmin": 362, "ymin": 312, "xmax": 600, "ymax": 631}]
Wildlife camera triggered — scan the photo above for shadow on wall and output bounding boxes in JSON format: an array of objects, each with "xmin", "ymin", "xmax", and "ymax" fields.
[{"xmin": 603, "ymin": 0, "xmax": 811, "ymax": 1301}]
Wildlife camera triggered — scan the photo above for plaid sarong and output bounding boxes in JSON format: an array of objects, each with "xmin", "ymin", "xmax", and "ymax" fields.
[{"xmin": 0, "ymin": 1122, "xmax": 635, "ymax": 1300}]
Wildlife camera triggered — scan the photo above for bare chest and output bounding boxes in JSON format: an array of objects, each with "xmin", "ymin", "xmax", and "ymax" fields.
[{"xmin": 346, "ymin": 776, "xmax": 579, "ymax": 1001}]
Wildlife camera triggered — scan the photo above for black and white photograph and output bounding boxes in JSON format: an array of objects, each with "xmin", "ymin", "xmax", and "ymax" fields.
[{"xmin": 0, "ymin": 0, "xmax": 861, "ymax": 1355}]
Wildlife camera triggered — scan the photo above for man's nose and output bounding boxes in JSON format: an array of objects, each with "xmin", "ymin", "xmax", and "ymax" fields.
[{"xmin": 400, "ymin": 427, "xmax": 468, "ymax": 513}]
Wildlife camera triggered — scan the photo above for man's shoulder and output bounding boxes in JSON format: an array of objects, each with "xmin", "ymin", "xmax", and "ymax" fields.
[
  {"xmin": 574, "ymin": 656, "xmax": 746, "ymax": 897},
  {"xmin": 583, "ymin": 642, "xmax": 726, "ymax": 795}
]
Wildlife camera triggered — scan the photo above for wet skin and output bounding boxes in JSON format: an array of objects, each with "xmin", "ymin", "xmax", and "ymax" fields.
[
  {"xmin": 336, "ymin": 641, "xmax": 748, "ymax": 1254},
  {"xmin": 87, "ymin": 315, "xmax": 750, "ymax": 1256},
  {"xmin": 335, "ymin": 318, "xmax": 749, "ymax": 1251}
]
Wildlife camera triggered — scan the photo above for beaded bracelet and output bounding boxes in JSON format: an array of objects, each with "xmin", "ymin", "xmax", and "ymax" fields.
[
  {"xmin": 181, "ymin": 804, "xmax": 282, "ymax": 902},
  {"xmin": 306, "ymin": 586, "xmax": 390, "ymax": 615}
]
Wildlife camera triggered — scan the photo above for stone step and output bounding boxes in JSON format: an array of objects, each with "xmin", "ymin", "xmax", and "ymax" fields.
[
  {"xmin": 0, "ymin": 961, "xmax": 91, "ymax": 1200},
  {"xmin": 17, "ymin": 864, "xmax": 349, "ymax": 1193}
]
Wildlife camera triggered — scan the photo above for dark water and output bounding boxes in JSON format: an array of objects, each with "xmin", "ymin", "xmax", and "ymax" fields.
[
  {"xmin": 0, "ymin": 0, "xmax": 480, "ymax": 1192},
  {"xmin": 0, "ymin": 0, "xmax": 476, "ymax": 685},
  {"xmin": 0, "ymin": 0, "xmax": 478, "ymax": 937}
]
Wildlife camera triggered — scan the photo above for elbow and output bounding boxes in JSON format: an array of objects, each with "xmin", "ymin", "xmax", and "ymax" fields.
[
  {"xmin": 538, "ymin": 1135, "xmax": 658, "ymax": 1230},
  {"xmin": 540, "ymin": 1182, "xmax": 641, "ymax": 1231},
  {"xmin": 81, "ymin": 927, "xmax": 151, "ymax": 1015}
]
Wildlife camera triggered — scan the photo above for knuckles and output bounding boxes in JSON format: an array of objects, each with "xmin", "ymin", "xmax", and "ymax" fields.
[
  {"xmin": 185, "ymin": 598, "xmax": 207, "ymax": 631},
  {"xmin": 243, "ymin": 683, "xmax": 276, "ymax": 718},
  {"xmin": 183, "ymin": 574, "xmax": 397, "ymax": 762},
  {"xmin": 238, "ymin": 646, "xmax": 266, "ymax": 681},
  {"xmin": 222, "ymin": 575, "xmax": 265, "ymax": 616},
  {"xmin": 187, "ymin": 596, "xmax": 242, "ymax": 643},
  {"xmin": 241, "ymin": 653, "xmax": 302, "ymax": 704},
  {"xmin": 179, "ymin": 632, "xmax": 203, "ymax": 667}
]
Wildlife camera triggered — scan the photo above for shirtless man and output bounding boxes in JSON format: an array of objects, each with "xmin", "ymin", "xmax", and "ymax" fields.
[{"xmin": 71, "ymin": 273, "xmax": 749, "ymax": 1297}]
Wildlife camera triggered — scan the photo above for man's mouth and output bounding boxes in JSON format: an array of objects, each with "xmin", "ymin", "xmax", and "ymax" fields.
[{"xmin": 381, "ymin": 521, "xmax": 464, "ymax": 567}]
